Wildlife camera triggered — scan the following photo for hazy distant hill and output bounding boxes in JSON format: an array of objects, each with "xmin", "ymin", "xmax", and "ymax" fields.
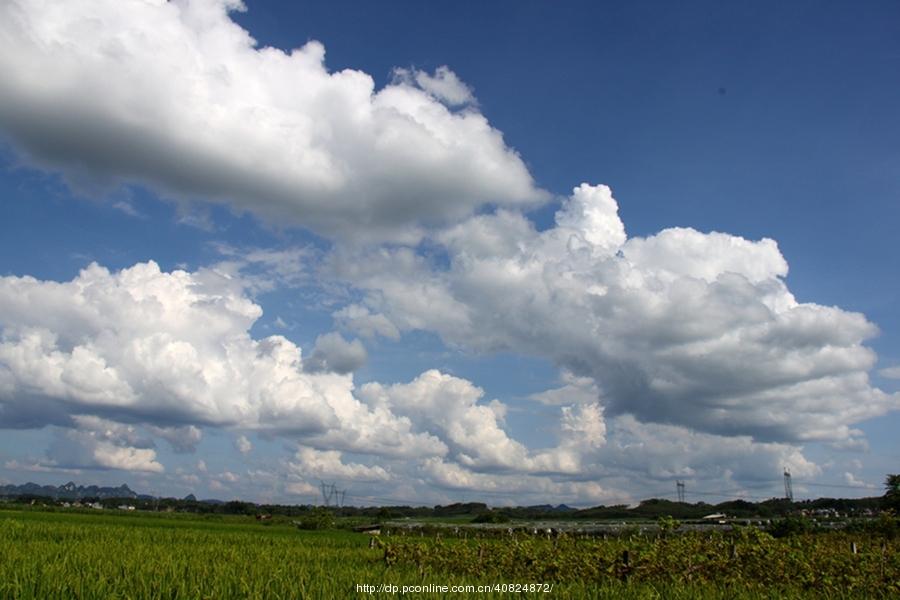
[
  {"xmin": 0, "ymin": 481, "xmax": 138, "ymax": 500},
  {"xmin": 526, "ymin": 504, "xmax": 576, "ymax": 513}
]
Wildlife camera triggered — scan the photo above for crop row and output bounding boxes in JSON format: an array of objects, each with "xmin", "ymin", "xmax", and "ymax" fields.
[{"xmin": 382, "ymin": 526, "xmax": 899, "ymax": 597}]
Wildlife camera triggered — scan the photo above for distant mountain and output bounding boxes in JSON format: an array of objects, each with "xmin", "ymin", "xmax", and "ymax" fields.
[
  {"xmin": 526, "ymin": 504, "xmax": 576, "ymax": 513},
  {"xmin": 0, "ymin": 481, "xmax": 138, "ymax": 500}
]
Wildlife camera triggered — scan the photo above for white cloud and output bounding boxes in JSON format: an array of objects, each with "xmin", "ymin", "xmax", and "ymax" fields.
[
  {"xmin": 45, "ymin": 419, "xmax": 165, "ymax": 473},
  {"xmin": 529, "ymin": 371, "xmax": 600, "ymax": 406},
  {"xmin": 843, "ymin": 472, "xmax": 876, "ymax": 489},
  {"xmin": 91, "ymin": 442, "xmax": 164, "ymax": 473},
  {"xmin": 219, "ymin": 471, "xmax": 239, "ymax": 483},
  {"xmin": 360, "ymin": 370, "xmax": 533, "ymax": 472},
  {"xmin": 148, "ymin": 425, "xmax": 202, "ymax": 453},
  {"xmin": 0, "ymin": 261, "xmax": 443, "ymax": 470},
  {"xmin": 304, "ymin": 332, "xmax": 367, "ymax": 374},
  {"xmin": 331, "ymin": 183, "xmax": 899, "ymax": 446},
  {"xmin": 3, "ymin": 459, "xmax": 82, "ymax": 475},
  {"xmin": 879, "ymin": 366, "xmax": 900, "ymax": 379},
  {"xmin": 285, "ymin": 480, "xmax": 318, "ymax": 496},
  {"xmin": 333, "ymin": 304, "xmax": 400, "ymax": 340},
  {"xmin": 0, "ymin": 261, "xmax": 345, "ymax": 433},
  {"xmin": 593, "ymin": 414, "xmax": 820, "ymax": 483},
  {"xmin": 418, "ymin": 458, "xmax": 622, "ymax": 506},
  {"xmin": 0, "ymin": 0, "xmax": 544, "ymax": 243},
  {"xmin": 211, "ymin": 243, "xmax": 316, "ymax": 293},
  {"xmin": 288, "ymin": 447, "xmax": 390, "ymax": 482},
  {"xmin": 111, "ymin": 200, "xmax": 144, "ymax": 218},
  {"xmin": 394, "ymin": 65, "xmax": 476, "ymax": 107},
  {"xmin": 360, "ymin": 370, "xmax": 607, "ymax": 477},
  {"xmin": 235, "ymin": 434, "xmax": 252, "ymax": 455}
]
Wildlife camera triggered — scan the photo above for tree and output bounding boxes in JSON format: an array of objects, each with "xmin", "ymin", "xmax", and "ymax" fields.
[
  {"xmin": 885, "ymin": 474, "xmax": 900, "ymax": 512},
  {"xmin": 297, "ymin": 507, "xmax": 335, "ymax": 530}
]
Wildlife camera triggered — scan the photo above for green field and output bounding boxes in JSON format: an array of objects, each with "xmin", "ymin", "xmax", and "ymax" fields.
[{"xmin": 1, "ymin": 508, "xmax": 897, "ymax": 599}]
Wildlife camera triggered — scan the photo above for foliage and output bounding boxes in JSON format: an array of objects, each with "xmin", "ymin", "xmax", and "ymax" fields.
[
  {"xmin": 2, "ymin": 507, "xmax": 898, "ymax": 599},
  {"xmin": 767, "ymin": 516, "xmax": 816, "ymax": 538},
  {"xmin": 656, "ymin": 515, "xmax": 681, "ymax": 535},
  {"xmin": 845, "ymin": 513, "xmax": 898, "ymax": 539},
  {"xmin": 885, "ymin": 474, "xmax": 900, "ymax": 512},
  {"xmin": 472, "ymin": 511, "xmax": 511, "ymax": 524},
  {"xmin": 296, "ymin": 507, "xmax": 335, "ymax": 530},
  {"xmin": 384, "ymin": 526, "xmax": 899, "ymax": 597}
]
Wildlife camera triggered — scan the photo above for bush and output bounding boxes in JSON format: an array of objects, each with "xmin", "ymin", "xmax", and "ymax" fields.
[
  {"xmin": 656, "ymin": 515, "xmax": 681, "ymax": 535},
  {"xmin": 768, "ymin": 516, "xmax": 815, "ymax": 538},
  {"xmin": 296, "ymin": 508, "xmax": 335, "ymax": 530},
  {"xmin": 472, "ymin": 511, "xmax": 510, "ymax": 524}
]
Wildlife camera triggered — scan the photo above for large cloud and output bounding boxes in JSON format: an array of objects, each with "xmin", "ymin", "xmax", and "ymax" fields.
[
  {"xmin": 0, "ymin": 262, "xmax": 441, "ymax": 457},
  {"xmin": 0, "ymin": 260, "xmax": 817, "ymax": 501},
  {"xmin": 0, "ymin": 0, "xmax": 544, "ymax": 242},
  {"xmin": 0, "ymin": 261, "xmax": 596, "ymax": 486},
  {"xmin": 330, "ymin": 184, "xmax": 899, "ymax": 446}
]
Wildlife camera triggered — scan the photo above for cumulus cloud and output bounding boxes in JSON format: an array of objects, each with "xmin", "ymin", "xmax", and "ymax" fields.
[
  {"xmin": 419, "ymin": 457, "xmax": 619, "ymax": 506},
  {"xmin": 394, "ymin": 66, "xmax": 476, "ymax": 107},
  {"xmin": 360, "ymin": 370, "xmax": 607, "ymax": 477},
  {"xmin": 879, "ymin": 366, "xmax": 900, "ymax": 379},
  {"xmin": 0, "ymin": 262, "xmax": 446, "ymax": 460},
  {"xmin": 0, "ymin": 262, "xmax": 533, "ymax": 489},
  {"xmin": 304, "ymin": 332, "xmax": 367, "ymax": 374},
  {"xmin": 148, "ymin": 425, "xmax": 202, "ymax": 453},
  {"xmin": 46, "ymin": 417, "xmax": 165, "ymax": 473},
  {"xmin": 330, "ymin": 184, "xmax": 899, "ymax": 446},
  {"xmin": 235, "ymin": 434, "xmax": 252, "ymax": 455},
  {"xmin": 529, "ymin": 371, "xmax": 600, "ymax": 406},
  {"xmin": 333, "ymin": 304, "xmax": 400, "ymax": 340},
  {"xmin": 288, "ymin": 446, "xmax": 389, "ymax": 482},
  {"xmin": 593, "ymin": 414, "xmax": 820, "ymax": 483},
  {"xmin": 0, "ymin": 0, "xmax": 544, "ymax": 242},
  {"xmin": 842, "ymin": 472, "xmax": 876, "ymax": 489},
  {"xmin": 285, "ymin": 480, "xmax": 318, "ymax": 496},
  {"xmin": 211, "ymin": 243, "xmax": 317, "ymax": 293},
  {"xmin": 0, "ymin": 257, "xmax": 858, "ymax": 501}
]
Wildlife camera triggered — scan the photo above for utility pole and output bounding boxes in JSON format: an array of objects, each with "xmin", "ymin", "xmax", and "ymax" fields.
[{"xmin": 676, "ymin": 480, "xmax": 685, "ymax": 503}]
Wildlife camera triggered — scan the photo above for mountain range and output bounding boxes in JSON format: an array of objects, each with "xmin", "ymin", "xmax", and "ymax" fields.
[{"xmin": 0, "ymin": 481, "xmax": 141, "ymax": 500}]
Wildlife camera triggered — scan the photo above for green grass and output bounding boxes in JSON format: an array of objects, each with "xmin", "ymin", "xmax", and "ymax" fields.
[{"xmin": 1, "ymin": 508, "xmax": 896, "ymax": 599}]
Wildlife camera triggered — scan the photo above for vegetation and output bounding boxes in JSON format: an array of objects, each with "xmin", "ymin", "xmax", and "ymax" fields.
[
  {"xmin": 296, "ymin": 507, "xmax": 336, "ymax": 530},
  {"xmin": 472, "ymin": 510, "xmax": 511, "ymax": 524},
  {"xmin": 384, "ymin": 524, "xmax": 899, "ymax": 597},
  {"xmin": 2, "ymin": 492, "xmax": 885, "ymax": 522},
  {"xmin": 885, "ymin": 474, "xmax": 900, "ymax": 512},
  {"xmin": 2, "ymin": 506, "xmax": 898, "ymax": 599}
]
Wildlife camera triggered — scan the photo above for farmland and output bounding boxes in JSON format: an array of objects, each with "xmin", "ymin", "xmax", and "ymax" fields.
[{"xmin": 1, "ymin": 507, "xmax": 897, "ymax": 599}]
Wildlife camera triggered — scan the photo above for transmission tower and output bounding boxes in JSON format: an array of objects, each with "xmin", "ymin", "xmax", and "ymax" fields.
[
  {"xmin": 319, "ymin": 481, "xmax": 347, "ymax": 508},
  {"xmin": 783, "ymin": 468, "xmax": 793, "ymax": 502},
  {"xmin": 676, "ymin": 480, "xmax": 685, "ymax": 503},
  {"xmin": 320, "ymin": 481, "xmax": 335, "ymax": 507}
]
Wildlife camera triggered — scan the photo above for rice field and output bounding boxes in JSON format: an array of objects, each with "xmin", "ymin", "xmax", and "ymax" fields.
[{"xmin": 0, "ymin": 507, "xmax": 896, "ymax": 599}]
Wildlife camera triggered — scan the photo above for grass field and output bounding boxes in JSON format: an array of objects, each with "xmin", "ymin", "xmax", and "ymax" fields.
[{"xmin": 1, "ymin": 507, "xmax": 896, "ymax": 599}]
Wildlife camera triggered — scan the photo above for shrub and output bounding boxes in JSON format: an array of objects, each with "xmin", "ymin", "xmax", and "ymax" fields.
[
  {"xmin": 472, "ymin": 510, "xmax": 510, "ymax": 524},
  {"xmin": 296, "ymin": 507, "xmax": 335, "ymax": 530}
]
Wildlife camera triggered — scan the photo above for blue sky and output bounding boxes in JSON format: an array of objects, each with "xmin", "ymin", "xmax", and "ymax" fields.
[{"xmin": 0, "ymin": 0, "xmax": 898, "ymax": 506}]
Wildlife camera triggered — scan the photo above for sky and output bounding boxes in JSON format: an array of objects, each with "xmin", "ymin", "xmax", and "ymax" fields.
[{"xmin": 0, "ymin": 0, "xmax": 898, "ymax": 507}]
